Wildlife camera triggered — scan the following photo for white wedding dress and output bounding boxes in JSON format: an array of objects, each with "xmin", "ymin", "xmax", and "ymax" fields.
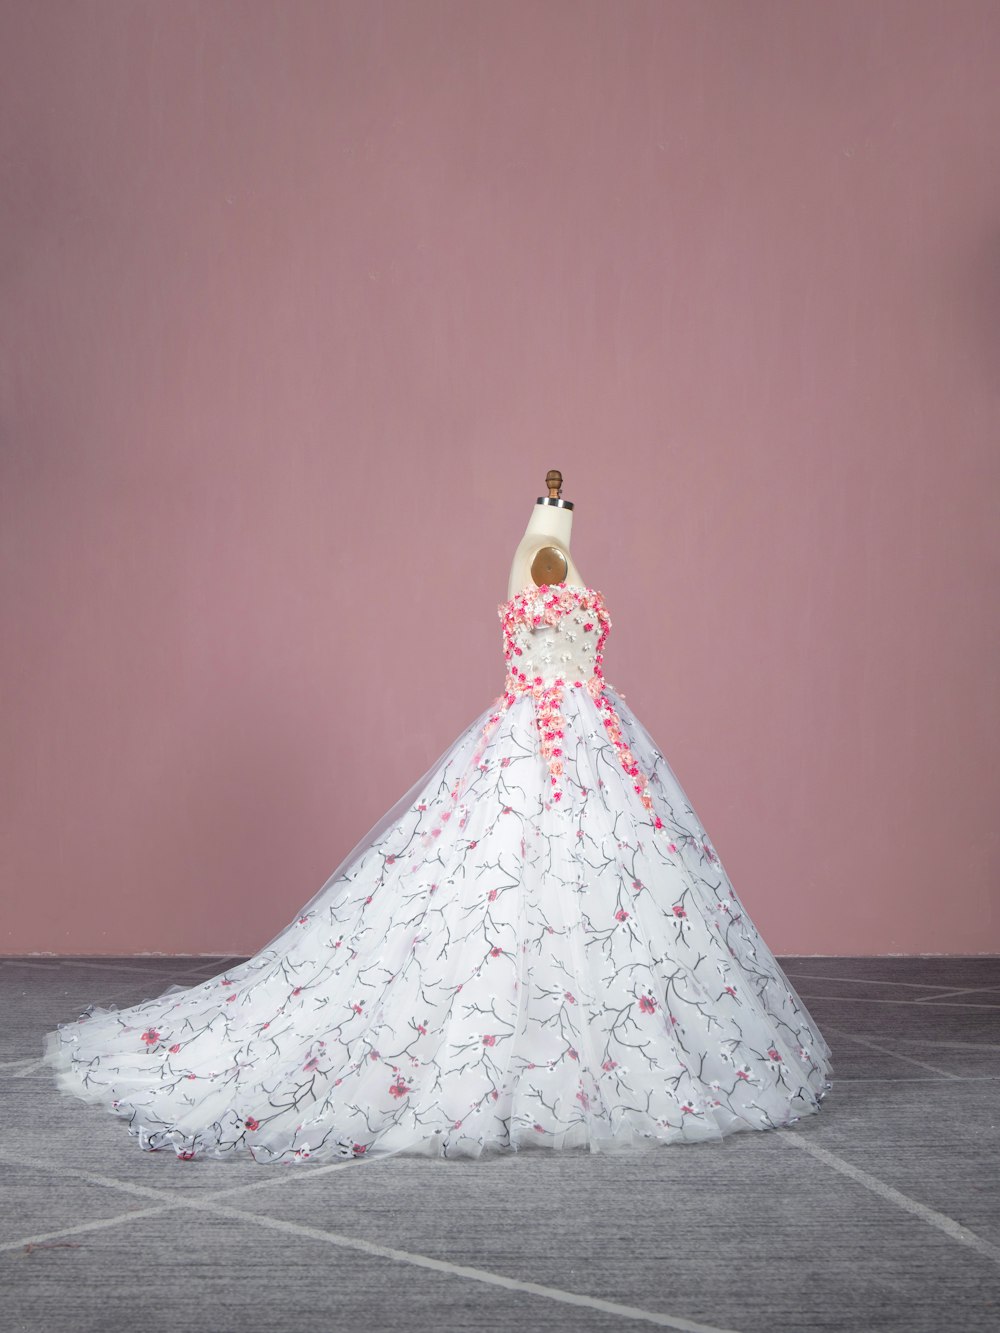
[{"xmin": 44, "ymin": 581, "xmax": 833, "ymax": 1163}]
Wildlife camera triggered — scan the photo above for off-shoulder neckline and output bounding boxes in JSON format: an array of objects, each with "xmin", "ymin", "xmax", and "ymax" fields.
[{"xmin": 497, "ymin": 581, "xmax": 606, "ymax": 613}]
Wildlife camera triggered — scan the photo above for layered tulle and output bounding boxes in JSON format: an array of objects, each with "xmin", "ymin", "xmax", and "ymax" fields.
[{"xmin": 43, "ymin": 680, "xmax": 832, "ymax": 1163}]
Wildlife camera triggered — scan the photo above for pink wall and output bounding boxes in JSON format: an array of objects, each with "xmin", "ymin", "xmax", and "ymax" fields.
[{"xmin": 2, "ymin": 0, "xmax": 997, "ymax": 956}]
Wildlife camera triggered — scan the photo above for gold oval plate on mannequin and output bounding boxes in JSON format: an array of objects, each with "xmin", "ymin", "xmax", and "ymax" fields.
[{"xmin": 530, "ymin": 544, "xmax": 569, "ymax": 587}]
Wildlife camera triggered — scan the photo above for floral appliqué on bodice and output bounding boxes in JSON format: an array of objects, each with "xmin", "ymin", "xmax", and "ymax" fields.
[{"xmin": 470, "ymin": 582, "xmax": 665, "ymax": 826}]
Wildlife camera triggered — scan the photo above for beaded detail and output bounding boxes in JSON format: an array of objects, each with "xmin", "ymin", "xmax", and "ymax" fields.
[{"xmin": 471, "ymin": 582, "xmax": 662, "ymax": 824}]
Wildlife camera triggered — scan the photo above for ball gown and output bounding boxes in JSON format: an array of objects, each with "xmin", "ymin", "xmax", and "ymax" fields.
[{"xmin": 43, "ymin": 580, "xmax": 833, "ymax": 1163}]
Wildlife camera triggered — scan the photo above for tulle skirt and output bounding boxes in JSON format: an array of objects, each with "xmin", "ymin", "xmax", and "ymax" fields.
[{"xmin": 43, "ymin": 684, "xmax": 833, "ymax": 1163}]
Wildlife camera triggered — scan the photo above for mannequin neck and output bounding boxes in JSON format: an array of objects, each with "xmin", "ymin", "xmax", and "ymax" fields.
[
  {"xmin": 522, "ymin": 503, "xmax": 573, "ymax": 547},
  {"xmin": 507, "ymin": 501, "xmax": 583, "ymax": 597}
]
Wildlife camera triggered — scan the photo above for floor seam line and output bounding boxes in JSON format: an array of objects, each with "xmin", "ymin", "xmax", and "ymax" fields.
[
  {"xmin": 822, "ymin": 1027, "xmax": 962, "ymax": 1078},
  {"xmin": 0, "ymin": 1150, "xmax": 740, "ymax": 1332},
  {"xmin": 780, "ymin": 972, "xmax": 999, "ymax": 991},
  {"xmin": 167, "ymin": 1194, "xmax": 745, "ymax": 1332},
  {"xmin": 776, "ymin": 1131, "xmax": 1000, "ymax": 1267},
  {"xmin": 0, "ymin": 1203, "xmax": 185, "ymax": 1254}
]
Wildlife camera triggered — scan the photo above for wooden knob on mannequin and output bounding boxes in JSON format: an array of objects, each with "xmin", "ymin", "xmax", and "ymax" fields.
[{"xmin": 545, "ymin": 470, "xmax": 563, "ymax": 500}]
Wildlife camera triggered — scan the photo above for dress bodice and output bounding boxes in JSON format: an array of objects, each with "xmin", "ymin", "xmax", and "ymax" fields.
[
  {"xmin": 484, "ymin": 580, "xmax": 657, "ymax": 818},
  {"xmin": 497, "ymin": 582, "xmax": 611, "ymax": 698}
]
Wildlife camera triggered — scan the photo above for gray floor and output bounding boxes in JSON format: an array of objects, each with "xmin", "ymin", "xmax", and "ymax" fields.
[{"xmin": 2, "ymin": 954, "xmax": 999, "ymax": 1333}]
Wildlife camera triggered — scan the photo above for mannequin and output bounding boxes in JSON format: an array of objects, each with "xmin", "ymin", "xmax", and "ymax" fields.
[
  {"xmin": 506, "ymin": 470, "xmax": 586, "ymax": 599},
  {"xmin": 42, "ymin": 467, "xmax": 833, "ymax": 1164}
]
